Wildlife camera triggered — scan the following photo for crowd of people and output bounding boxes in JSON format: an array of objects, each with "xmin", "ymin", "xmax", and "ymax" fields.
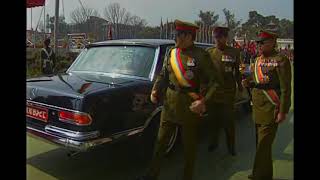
[{"xmin": 231, "ymin": 39, "xmax": 294, "ymax": 65}]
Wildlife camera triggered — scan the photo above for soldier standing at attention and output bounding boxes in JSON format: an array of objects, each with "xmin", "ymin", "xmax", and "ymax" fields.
[
  {"xmin": 136, "ymin": 19, "xmax": 223, "ymax": 180},
  {"xmin": 206, "ymin": 26, "xmax": 243, "ymax": 156},
  {"xmin": 242, "ymin": 30, "xmax": 292, "ymax": 180},
  {"xmin": 40, "ymin": 38, "xmax": 56, "ymax": 75}
]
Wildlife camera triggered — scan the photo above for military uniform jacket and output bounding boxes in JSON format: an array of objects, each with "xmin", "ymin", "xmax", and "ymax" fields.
[
  {"xmin": 152, "ymin": 45, "xmax": 223, "ymax": 124},
  {"xmin": 206, "ymin": 46, "xmax": 241, "ymax": 104},
  {"xmin": 251, "ymin": 50, "xmax": 291, "ymax": 124}
]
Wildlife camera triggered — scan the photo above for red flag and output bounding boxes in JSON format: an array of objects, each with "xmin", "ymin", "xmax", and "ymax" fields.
[
  {"xmin": 27, "ymin": 0, "xmax": 45, "ymax": 8},
  {"xmin": 107, "ymin": 24, "xmax": 112, "ymax": 40}
]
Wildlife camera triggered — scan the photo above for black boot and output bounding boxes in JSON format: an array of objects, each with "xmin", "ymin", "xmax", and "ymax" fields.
[{"xmin": 247, "ymin": 174, "xmax": 253, "ymax": 179}]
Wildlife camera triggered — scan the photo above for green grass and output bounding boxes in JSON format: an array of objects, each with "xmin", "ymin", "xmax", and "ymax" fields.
[{"xmin": 26, "ymin": 58, "xmax": 72, "ymax": 79}]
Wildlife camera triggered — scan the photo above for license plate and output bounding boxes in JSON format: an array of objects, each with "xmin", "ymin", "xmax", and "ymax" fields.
[{"xmin": 26, "ymin": 105, "xmax": 48, "ymax": 122}]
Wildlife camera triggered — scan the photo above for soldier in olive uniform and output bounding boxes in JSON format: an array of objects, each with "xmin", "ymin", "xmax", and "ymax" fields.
[
  {"xmin": 206, "ymin": 26, "xmax": 243, "ymax": 156},
  {"xmin": 40, "ymin": 38, "xmax": 56, "ymax": 75},
  {"xmin": 242, "ymin": 30, "xmax": 291, "ymax": 180},
  {"xmin": 136, "ymin": 20, "xmax": 223, "ymax": 180}
]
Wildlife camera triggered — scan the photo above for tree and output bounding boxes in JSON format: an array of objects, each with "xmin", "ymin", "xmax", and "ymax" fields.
[
  {"xmin": 278, "ymin": 19, "xmax": 293, "ymax": 38},
  {"xmin": 48, "ymin": 16, "xmax": 70, "ymax": 38},
  {"xmin": 195, "ymin": 10, "xmax": 219, "ymax": 26},
  {"xmin": 130, "ymin": 15, "xmax": 147, "ymax": 38},
  {"xmin": 104, "ymin": 3, "xmax": 131, "ymax": 38},
  {"xmin": 104, "ymin": 2, "xmax": 147, "ymax": 39},
  {"xmin": 137, "ymin": 26, "xmax": 160, "ymax": 39},
  {"xmin": 104, "ymin": 3, "xmax": 130, "ymax": 25},
  {"xmin": 240, "ymin": 11, "xmax": 293, "ymax": 40},
  {"xmin": 70, "ymin": 7, "xmax": 100, "ymax": 24},
  {"xmin": 222, "ymin": 8, "xmax": 241, "ymax": 40}
]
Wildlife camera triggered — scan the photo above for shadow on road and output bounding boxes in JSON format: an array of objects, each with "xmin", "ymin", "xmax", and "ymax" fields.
[
  {"xmin": 27, "ymin": 111, "xmax": 293, "ymax": 180},
  {"xmin": 27, "ymin": 139, "xmax": 150, "ymax": 180}
]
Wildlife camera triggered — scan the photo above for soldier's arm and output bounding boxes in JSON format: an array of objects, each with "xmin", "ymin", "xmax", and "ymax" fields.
[
  {"xmin": 151, "ymin": 49, "xmax": 170, "ymax": 100},
  {"xmin": 277, "ymin": 56, "xmax": 292, "ymax": 113},
  {"xmin": 205, "ymin": 48, "xmax": 224, "ymax": 85},
  {"xmin": 200, "ymin": 51, "xmax": 224, "ymax": 103}
]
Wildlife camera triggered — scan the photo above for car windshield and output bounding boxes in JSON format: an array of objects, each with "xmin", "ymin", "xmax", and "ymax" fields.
[{"xmin": 69, "ymin": 45, "xmax": 156, "ymax": 78}]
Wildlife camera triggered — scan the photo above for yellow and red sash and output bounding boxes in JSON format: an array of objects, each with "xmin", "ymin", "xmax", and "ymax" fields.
[
  {"xmin": 254, "ymin": 57, "xmax": 280, "ymax": 107},
  {"xmin": 170, "ymin": 48, "xmax": 202, "ymax": 100}
]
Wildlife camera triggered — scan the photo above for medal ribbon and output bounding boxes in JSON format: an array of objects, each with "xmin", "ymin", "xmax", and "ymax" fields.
[
  {"xmin": 170, "ymin": 48, "xmax": 196, "ymax": 88},
  {"xmin": 254, "ymin": 57, "xmax": 280, "ymax": 107},
  {"xmin": 170, "ymin": 48, "xmax": 202, "ymax": 100}
]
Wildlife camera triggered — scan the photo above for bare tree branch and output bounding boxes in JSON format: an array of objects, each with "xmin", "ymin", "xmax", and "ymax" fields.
[
  {"xmin": 104, "ymin": 3, "xmax": 131, "ymax": 25},
  {"xmin": 70, "ymin": 7, "xmax": 100, "ymax": 24}
]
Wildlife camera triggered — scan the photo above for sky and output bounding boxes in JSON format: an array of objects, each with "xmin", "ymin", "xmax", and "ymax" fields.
[{"xmin": 26, "ymin": 0, "xmax": 293, "ymax": 30}]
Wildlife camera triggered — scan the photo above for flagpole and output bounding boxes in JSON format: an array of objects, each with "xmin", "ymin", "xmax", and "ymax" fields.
[
  {"xmin": 160, "ymin": 17, "xmax": 163, "ymax": 39},
  {"xmin": 44, "ymin": 3, "xmax": 46, "ymax": 37},
  {"xmin": 207, "ymin": 25, "xmax": 210, "ymax": 43},
  {"xmin": 202, "ymin": 23, "xmax": 204, "ymax": 43},
  {"xmin": 31, "ymin": 8, "xmax": 32, "ymax": 31},
  {"xmin": 199, "ymin": 24, "xmax": 201, "ymax": 42},
  {"xmin": 205, "ymin": 25, "xmax": 207, "ymax": 43},
  {"xmin": 54, "ymin": 0, "xmax": 60, "ymax": 55},
  {"xmin": 170, "ymin": 20, "xmax": 173, "ymax": 39},
  {"xmin": 166, "ymin": 18, "xmax": 168, "ymax": 39}
]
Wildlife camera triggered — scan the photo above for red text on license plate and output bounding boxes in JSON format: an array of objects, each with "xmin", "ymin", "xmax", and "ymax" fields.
[{"xmin": 26, "ymin": 106, "xmax": 48, "ymax": 122}]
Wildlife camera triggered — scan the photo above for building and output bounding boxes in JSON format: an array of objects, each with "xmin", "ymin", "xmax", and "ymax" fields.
[{"xmin": 277, "ymin": 38, "xmax": 294, "ymax": 50}]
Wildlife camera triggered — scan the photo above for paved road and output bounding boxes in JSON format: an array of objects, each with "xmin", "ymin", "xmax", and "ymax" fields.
[{"xmin": 27, "ymin": 110, "xmax": 293, "ymax": 180}]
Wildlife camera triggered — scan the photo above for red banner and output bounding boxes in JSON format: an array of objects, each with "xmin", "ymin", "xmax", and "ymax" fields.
[{"xmin": 27, "ymin": 0, "xmax": 45, "ymax": 8}]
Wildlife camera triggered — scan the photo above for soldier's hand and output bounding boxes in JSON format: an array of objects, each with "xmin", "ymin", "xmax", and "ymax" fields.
[
  {"xmin": 189, "ymin": 99, "xmax": 206, "ymax": 114},
  {"xmin": 150, "ymin": 90, "xmax": 158, "ymax": 104},
  {"xmin": 275, "ymin": 112, "xmax": 287, "ymax": 123}
]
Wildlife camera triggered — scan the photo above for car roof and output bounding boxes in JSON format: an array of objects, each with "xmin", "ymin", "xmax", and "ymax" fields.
[{"xmin": 88, "ymin": 39, "xmax": 213, "ymax": 48}]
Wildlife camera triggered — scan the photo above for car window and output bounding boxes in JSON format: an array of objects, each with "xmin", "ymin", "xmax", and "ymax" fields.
[{"xmin": 69, "ymin": 46, "xmax": 156, "ymax": 78}]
